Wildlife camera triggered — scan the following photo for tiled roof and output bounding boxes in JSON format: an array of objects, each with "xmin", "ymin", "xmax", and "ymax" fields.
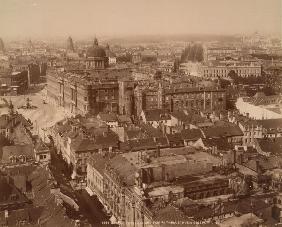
[
  {"xmin": 117, "ymin": 115, "xmax": 132, "ymax": 124},
  {"xmin": 88, "ymin": 153, "xmax": 109, "ymax": 175},
  {"xmin": 256, "ymin": 118, "xmax": 282, "ymax": 129},
  {"xmin": 139, "ymin": 123, "xmax": 163, "ymax": 138},
  {"xmin": 107, "ymin": 155, "xmax": 137, "ymax": 186},
  {"xmin": 257, "ymin": 137, "xmax": 282, "ymax": 155},
  {"xmin": 0, "ymin": 175, "xmax": 29, "ymax": 206},
  {"xmin": 97, "ymin": 113, "xmax": 117, "ymax": 122},
  {"xmin": 202, "ymin": 138, "xmax": 233, "ymax": 151},
  {"xmin": 70, "ymin": 131, "xmax": 119, "ymax": 153},
  {"xmin": 143, "ymin": 109, "xmax": 171, "ymax": 122},
  {"xmin": 180, "ymin": 129, "xmax": 203, "ymax": 141},
  {"xmin": 128, "ymin": 138, "xmax": 157, "ymax": 151},
  {"xmin": 167, "ymin": 133, "xmax": 184, "ymax": 144},
  {"xmin": 153, "ymin": 205, "xmax": 193, "ymax": 225},
  {"xmin": 201, "ymin": 123, "xmax": 243, "ymax": 138},
  {"xmin": 171, "ymin": 111, "xmax": 190, "ymax": 123},
  {"xmin": 1, "ymin": 144, "xmax": 34, "ymax": 163}
]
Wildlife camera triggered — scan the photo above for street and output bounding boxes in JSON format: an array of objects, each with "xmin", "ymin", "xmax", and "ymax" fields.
[{"xmin": 49, "ymin": 146, "xmax": 114, "ymax": 227}]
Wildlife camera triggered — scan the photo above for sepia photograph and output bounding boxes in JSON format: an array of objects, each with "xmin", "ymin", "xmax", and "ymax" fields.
[{"xmin": 0, "ymin": 0, "xmax": 282, "ymax": 226}]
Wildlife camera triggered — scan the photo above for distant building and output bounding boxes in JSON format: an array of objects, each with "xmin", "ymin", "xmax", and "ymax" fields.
[
  {"xmin": 85, "ymin": 38, "xmax": 108, "ymax": 69},
  {"xmin": 134, "ymin": 85, "xmax": 226, "ymax": 116},
  {"xmin": 105, "ymin": 44, "xmax": 117, "ymax": 65},
  {"xmin": 203, "ymin": 46, "xmax": 239, "ymax": 62},
  {"xmin": 0, "ymin": 38, "xmax": 5, "ymax": 53},
  {"xmin": 0, "ymin": 70, "xmax": 29, "ymax": 95},
  {"xmin": 66, "ymin": 36, "xmax": 75, "ymax": 52},
  {"xmin": 200, "ymin": 62, "xmax": 261, "ymax": 79}
]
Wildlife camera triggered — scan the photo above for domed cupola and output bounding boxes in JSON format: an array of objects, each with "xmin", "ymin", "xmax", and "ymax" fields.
[
  {"xmin": 86, "ymin": 38, "xmax": 106, "ymax": 58},
  {"xmin": 85, "ymin": 38, "xmax": 108, "ymax": 69}
]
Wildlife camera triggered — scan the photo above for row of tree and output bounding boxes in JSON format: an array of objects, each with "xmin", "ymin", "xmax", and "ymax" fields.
[{"xmin": 180, "ymin": 44, "xmax": 204, "ymax": 63}]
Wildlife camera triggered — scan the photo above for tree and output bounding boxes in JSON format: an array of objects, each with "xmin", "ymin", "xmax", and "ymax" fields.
[
  {"xmin": 219, "ymin": 78, "xmax": 231, "ymax": 89},
  {"xmin": 173, "ymin": 58, "xmax": 180, "ymax": 72},
  {"xmin": 180, "ymin": 44, "xmax": 204, "ymax": 63},
  {"xmin": 8, "ymin": 100, "xmax": 14, "ymax": 115},
  {"xmin": 154, "ymin": 70, "xmax": 162, "ymax": 80}
]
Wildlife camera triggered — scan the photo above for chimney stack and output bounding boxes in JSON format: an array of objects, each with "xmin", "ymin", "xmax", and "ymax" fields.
[{"xmin": 155, "ymin": 145, "xmax": 160, "ymax": 158}]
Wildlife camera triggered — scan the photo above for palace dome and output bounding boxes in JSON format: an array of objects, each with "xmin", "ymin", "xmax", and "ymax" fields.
[{"xmin": 86, "ymin": 38, "xmax": 106, "ymax": 58}]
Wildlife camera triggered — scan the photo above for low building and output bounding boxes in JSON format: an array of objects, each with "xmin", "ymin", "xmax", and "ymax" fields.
[
  {"xmin": 200, "ymin": 122, "xmax": 243, "ymax": 145},
  {"xmin": 33, "ymin": 136, "xmax": 50, "ymax": 163},
  {"xmin": 1, "ymin": 145, "xmax": 34, "ymax": 165},
  {"xmin": 86, "ymin": 153, "xmax": 109, "ymax": 204},
  {"xmin": 86, "ymin": 146, "xmax": 225, "ymax": 226}
]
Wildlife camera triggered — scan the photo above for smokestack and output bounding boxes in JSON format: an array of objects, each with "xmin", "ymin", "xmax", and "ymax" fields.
[
  {"xmin": 256, "ymin": 160, "xmax": 260, "ymax": 173},
  {"xmin": 161, "ymin": 164, "xmax": 166, "ymax": 181},
  {"xmin": 156, "ymin": 145, "xmax": 161, "ymax": 157}
]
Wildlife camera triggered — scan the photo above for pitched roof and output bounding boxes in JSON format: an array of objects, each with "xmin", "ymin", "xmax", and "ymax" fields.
[
  {"xmin": 107, "ymin": 155, "xmax": 137, "ymax": 186},
  {"xmin": 1, "ymin": 144, "xmax": 34, "ymax": 163},
  {"xmin": 171, "ymin": 110, "xmax": 190, "ymax": 123},
  {"xmin": 153, "ymin": 205, "xmax": 193, "ymax": 225},
  {"xmin": 128, "ymin": 138, "xmax": 157, "ymax": 151},
  {"xmin": 201, "ymin": 138, "xmax": 233, "ymax": 151},
  {"xmin": 88, "ymin": 153, "xmax": 108, "ymax": 175},
  {"xmin": 97, "ymin": 113, "xmax": 117, "ymax": 122},
  {"xmin": 139, "ymin": 123, "xmax": 164, "ymax": 138},
  {"xmin": 201, "ymin": 123, "xmax": 243, "ymax": 138},
  {"xmin": 117, "ymin": 115, "xmax": 132, "ymax": 124},
  {"xmin": 0, "ymin": 175, "xmax": 29, "ymax": 206},
  {"xmin": 257, "ymin": 137, "xmax": 282, "ymax": 155},
  {"xmin": 180, "ymin": 129, "xmax": 203, "ymax": 141},
  {"xmin": 167, "ymin": 133, "xmax": 184, "ymax": 144},
  {"xmin": 143, "ymin": 109, "xmax": 171, "ymax": 121},
  {"xmin": 256, "ymin": 118, "xmax": 282, "ymax": 129}
]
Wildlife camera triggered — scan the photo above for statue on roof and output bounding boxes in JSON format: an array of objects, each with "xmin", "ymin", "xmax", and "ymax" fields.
[{"xmin": 93, "ymin": 37, "xmax": 98, "ymax": 46}]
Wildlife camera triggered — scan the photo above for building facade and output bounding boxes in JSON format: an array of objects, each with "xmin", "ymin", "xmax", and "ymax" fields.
[{"xmin": 200, "ymin": 62, "xmax": 261, "ymax": 78}]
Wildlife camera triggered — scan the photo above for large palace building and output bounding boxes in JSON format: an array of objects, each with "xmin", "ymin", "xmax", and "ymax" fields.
[
  {"xmin": 46, "ymin": 38, "xmax": 134, "ymax": 115},
  {"xmin": 47, "ymin": 69, "xmax": 133, "ymax": 115},
  {"xmin": 47, "ymin": 38, "xmax": 227, "ymax": 116}
]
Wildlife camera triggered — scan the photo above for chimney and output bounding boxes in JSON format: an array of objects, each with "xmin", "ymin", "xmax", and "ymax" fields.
[
  {"xmin": 155, "ymin": 145, "xmax": 160, "ymax": 158},
  {"xmin": 4, "ymin": 210, "xmax": 8, "ymax": 219},
  {"xmin": 161, "ymin": 164, "xmax": 166, "ymax": 181},
  {"xmin": 256, "ymin": 160, "xmax": 260, "ymax": 173},
  {"xmin": 240, "ymin": 154, "xmax": 244, "ymax": 164}
]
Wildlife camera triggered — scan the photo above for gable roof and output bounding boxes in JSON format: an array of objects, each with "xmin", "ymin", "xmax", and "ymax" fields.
[
  {"xmin": 107, "ymin": 155, "xmax": 137, "ymax": 186},
  {"xmin": 201, "ymin": 124, "xmax": 243, "ymax": 138},
  {"xmin": 171, "ymin": 110, "xmax": 190, "ymax": 123},
  {"xmin": 143, "ymin": 109, "xmax": 171, "ymax": 122},
  {"xmin": 256, "ymin": 118, "xmax": 282, "ymax": 129},
  {"xmin": 117, "ymin": 115, "xmax": 132, "ymax": 125},
  {"xmin": 180, "ymin": 129, "xmax": 203, "ymax": 141},
  {"xmin": 97, "ymin": 113, "xmax": 117, "ymax": 122},
  {"xmin": 88, "ymin": 153, "xmax": 108, "ymax": 175},
  {"xmin": 1, "ymin": 144, "xmax": 34, "ymax": 163},
  {"xmin": 257, "ymin": 137, "xmax": 282, "ymax": 155},
  {"xmin": 201, "ymin": 138, "xmax": 233, "ymax": 151}
]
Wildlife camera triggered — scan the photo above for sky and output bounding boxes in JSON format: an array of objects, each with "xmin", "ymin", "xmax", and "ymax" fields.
[{"xmin": 0, "ymin": 0, "xmax": 281, "ymax": 39}]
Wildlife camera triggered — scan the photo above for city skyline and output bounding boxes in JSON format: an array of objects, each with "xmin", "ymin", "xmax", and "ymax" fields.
[{"xmin": 0, "ymin": 0, "xmax": 281, "ymax": 39}]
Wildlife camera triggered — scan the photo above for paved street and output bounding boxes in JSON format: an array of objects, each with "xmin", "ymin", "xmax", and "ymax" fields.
[
  {"xmin": 49, "ymin": 147, "xmax": 114, "ymax": 227},
  {"xmin": 4, "ymin": 88, "xmax": 69, "ymax": 142}
]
